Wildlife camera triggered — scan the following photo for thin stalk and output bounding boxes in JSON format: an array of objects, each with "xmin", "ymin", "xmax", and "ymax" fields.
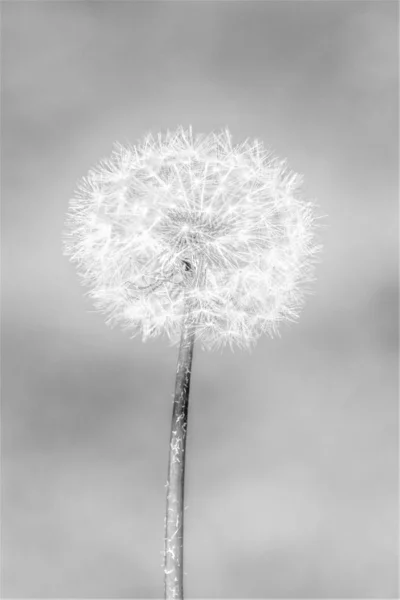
[{"xmin": 163, "ymin": 293, "xmax": 196, "ymax": 600}]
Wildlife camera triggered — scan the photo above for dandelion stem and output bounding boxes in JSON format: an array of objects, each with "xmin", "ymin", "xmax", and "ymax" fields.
[{"xmin": 164, "ymin": 291, "xmax": 196, "ymax": 600}]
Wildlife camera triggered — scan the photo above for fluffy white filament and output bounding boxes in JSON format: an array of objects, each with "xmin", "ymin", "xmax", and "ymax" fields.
[{"xmin": 64, "ymin": 126, "xmax": 322, "ymax": 351}]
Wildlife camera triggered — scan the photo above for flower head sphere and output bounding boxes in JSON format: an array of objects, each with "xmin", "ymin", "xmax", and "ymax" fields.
[{"xmin": 64, "ymin": 126, "xmax": 323, "ymax": 352}]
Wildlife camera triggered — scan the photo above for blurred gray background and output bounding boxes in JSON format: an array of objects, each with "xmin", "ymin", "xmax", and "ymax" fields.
[{"xmin": 2, "ymin": 1, "xmax": 398, "ymax": 598}]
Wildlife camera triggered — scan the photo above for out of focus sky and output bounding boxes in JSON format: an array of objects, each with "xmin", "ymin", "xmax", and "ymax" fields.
[{"xmin": 2, "ymin": 1, "xmax": 398, "ymax": 598}]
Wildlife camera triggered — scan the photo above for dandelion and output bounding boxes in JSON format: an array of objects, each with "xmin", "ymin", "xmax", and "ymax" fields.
[{"xmin": 63, "ymin": 126, "xmax": 324, "ymax": 599}]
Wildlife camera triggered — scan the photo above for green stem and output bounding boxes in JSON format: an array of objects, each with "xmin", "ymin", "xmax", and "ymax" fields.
[{"xmin": 163, "ymin": 296, "xmax": 196, "ymax": 600}]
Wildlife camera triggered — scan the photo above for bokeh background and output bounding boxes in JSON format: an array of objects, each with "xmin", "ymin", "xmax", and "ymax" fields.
[{"xmin": 2, "ymin": 1, "xmax": 398, "ymax": 598}]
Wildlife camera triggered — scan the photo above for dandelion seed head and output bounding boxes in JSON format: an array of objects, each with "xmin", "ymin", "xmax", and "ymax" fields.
[{"xmin": 64, "ymin": 126, "xmax": 324, "ymax": 351}]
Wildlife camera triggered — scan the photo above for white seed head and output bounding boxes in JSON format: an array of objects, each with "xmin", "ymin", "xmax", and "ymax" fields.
[{"xmin": 64, "ymin": 126, "xmax": 323, "ymax": 352}]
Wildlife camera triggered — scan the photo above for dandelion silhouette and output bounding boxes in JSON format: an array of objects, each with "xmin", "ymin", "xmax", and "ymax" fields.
[{"xmin": 63, "ymin": 126, "xmax": 323, "ymax": 599}]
